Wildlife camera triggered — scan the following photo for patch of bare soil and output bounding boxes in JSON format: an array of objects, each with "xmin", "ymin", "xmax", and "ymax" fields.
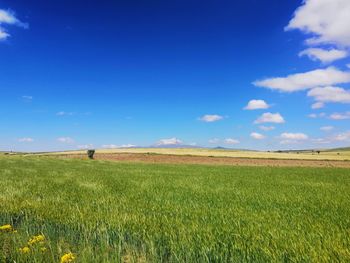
[{"xmin": 55, "ymin": 153, "xmax": 350, "ymax": 168}]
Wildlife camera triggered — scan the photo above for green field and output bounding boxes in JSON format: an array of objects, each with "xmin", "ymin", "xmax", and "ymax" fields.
[{"xmin": 1, "ymin": 157, "xmax": 350, "ymax": 262}]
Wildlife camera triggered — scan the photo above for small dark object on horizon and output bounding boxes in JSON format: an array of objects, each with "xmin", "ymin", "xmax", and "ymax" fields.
[{"xmin": 87, "ymin": 149, "xmax": 95, "ymax": 159}]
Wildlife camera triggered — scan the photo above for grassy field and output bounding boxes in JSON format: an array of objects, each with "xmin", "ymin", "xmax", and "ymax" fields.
[
  {"xmin": 38, "ymin": 147, "xmax": 350, "ymax": 161},
  {"xmin": 1, "ymin": 156, "xmax": 350, "ymax": 262}
]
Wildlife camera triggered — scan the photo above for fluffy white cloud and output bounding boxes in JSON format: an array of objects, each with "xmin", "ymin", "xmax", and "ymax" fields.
[
  {"xmin": 57, "ymin": 137, "xmax": 75, "ymax": 144},
  {"xmin": 311, "ymin": 102, "xmax": 324, "ymax": 109},
  {"xmin": 250, "ymin": 132, "xmax": 265, "ymax": 140},
  {"xmin": 199, "ymin": 114, "xmax": 224, "ymax": 122},
  {"xmin": 299, "ymin": 48, "xmax": 348, "ymax": 63},
  {"xmin": 18, "ymin": 137, "xmax": 34, "ymax": 142},
  {"xmin": 329, "ymin": 112, "xmax": 350, "ymax": 120},
  {"xmin": 156, "ymin": 137, "xmax": 182, "ymax": 146},
  {"xmin": 224, "ymin": 138, "xmax": 240, "ymax": 144},
  {"xmin": 320, "ymin": 126, "xmax": 334, "ymax": 132},
  {"xmin": 0, "ymin": 9, "xmax": 27, "ymax": 40},
  {"xmin": 254, "ymin": 112, "xmax": 285, "ymax": 124},
  {"xmin": 308, "ymin": 86, "xmax": 350, "ymax": 104},
  {"xmin": 280, "ymin": 133, "xmax": 308, "ymax": 140},
  {"xmin": 253, "ymin": 67, "xmax": 350, "ymax": 92},
  {"xmin": 286, "ymin": 0, "xmax": 350, "ymax": 47},
  {"xmin": 244, "ymin": 100, "xmax": 270, "ymax": 110},
  {"xmin": 259, "ymin": 125, "xmax": 275, "ymax": 131},
  {"xmin": 208, "ymin": 138, "xmax": 220, "ymax": 144}
]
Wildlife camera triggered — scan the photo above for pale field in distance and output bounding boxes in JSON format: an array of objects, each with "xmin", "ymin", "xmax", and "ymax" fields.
[{"xmin": 39, "ymin": 147, "xmax": 350, "ymax": 161}]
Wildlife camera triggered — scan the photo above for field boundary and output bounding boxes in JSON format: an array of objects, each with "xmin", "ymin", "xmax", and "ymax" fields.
[{"xmin": 43, "ymin": 152, "xmax": 350, "ymax": 168}]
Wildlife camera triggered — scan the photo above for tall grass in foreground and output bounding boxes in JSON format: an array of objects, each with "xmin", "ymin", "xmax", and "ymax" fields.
[{"xmin": 1, "ymin": 157, "xmax": 350, "ymax": 262}]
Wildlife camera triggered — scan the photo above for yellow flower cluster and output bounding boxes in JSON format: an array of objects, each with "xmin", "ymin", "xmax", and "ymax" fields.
[
  {"xmin": 61, "ymin": 252, "xmax": 76, "ymax": 263},
  {"xmin": 0, "ymin": 224, "xmax": 15, "ymax": 232},
  {"xmin": 19, "ymin": 246, "xmax": 31, "ymax": 254},
  {"xmin": 28, "ymin": 234, "xmax": 45, "ymax": 245}
]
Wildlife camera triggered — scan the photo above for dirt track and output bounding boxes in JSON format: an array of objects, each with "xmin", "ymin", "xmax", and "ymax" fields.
[{"xmin": 56, "ymin": 153, "xmax": 350, "ymax": 168}]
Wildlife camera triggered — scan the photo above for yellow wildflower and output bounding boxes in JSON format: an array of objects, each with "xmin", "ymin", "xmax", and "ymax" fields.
[
  {"xmin": 28, "ymin": 234, "xmax": 45, "ymax": 245},
  {"xmin": 61, "ymin": 252, "xmax": 76, "ymax": 263},
  {"xmin": 19, "ymin": 246, "xmax": 31, "ymax": 254},
  {"xmin": 40, "ymin": 247, "xmax": 47, "ymax": 252},
  {"xmin": 0, "ymin": 224, "xmax": 13, "ymax": 232}
]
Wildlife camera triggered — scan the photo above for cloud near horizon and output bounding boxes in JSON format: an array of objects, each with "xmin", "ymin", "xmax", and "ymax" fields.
[
  {"xmin": 254, "ymin": 112, "xmax": 285, "ymax": 124},
  {"xmin": 57, "ymin": 137, "xmax": 75, "ymax": 144},
  {"xmin": 224, "ymin": 138, "xmax": 240, "ymax": 145},
  {"xmin": 250, "ymin": 132, "xmax": 265, "ymax": 140},
  {"xmin": 156, "ymin": 137, "xmax": 183, "ymax": 146},
  {"xmin": 18, "ymin": 137, "xmax": 34, "ymax": 142}
]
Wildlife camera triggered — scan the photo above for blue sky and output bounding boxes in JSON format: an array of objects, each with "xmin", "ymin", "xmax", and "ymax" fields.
[{"xmin": 1, "ymin": 0, "xmax": 349, "ymax": 151}]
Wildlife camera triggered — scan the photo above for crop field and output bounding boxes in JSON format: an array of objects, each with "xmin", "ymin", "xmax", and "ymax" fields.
[
  {"xmin": 1, "ymin": 156, "xmax": 350, "ymax": 262},
  {"xmin": 41, "ymin": 147, "xmax": 350, "ymax": 161}
]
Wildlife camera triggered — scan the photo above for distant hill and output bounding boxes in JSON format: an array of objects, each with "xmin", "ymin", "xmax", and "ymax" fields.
[
  {"xmin": 150, "ymin": 144, "xmax": 204, "ymax": 149},
  {"xmin": 329, "ymin": 146, "xmax": 350, "ymax": 152}
]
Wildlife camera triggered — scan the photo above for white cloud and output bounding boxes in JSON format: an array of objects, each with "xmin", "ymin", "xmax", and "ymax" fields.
[
  {"xmin": 224, "ymin": 138, "xmax": 240, "ymax": 144},
  {"xmin": 280, "ymin": 133, "xmax": 309, "ymax": 140},
  {"xmin": 279, "ymin": 132, "xmax": 308, "ymax": 144},
  {"xmin": 0, "ymin": 9, "xmax": 28, "ymax": 40},
  {"xmin": 18, "ymin": 137, "xmax": 34, "ymax": 142},
  {"xmin": 329, "ymin": 112, "xmax": 350, "ymax": 120},
  {"xmin": 334, "ymin": 131, "xmax": 350, "ymax": 141},
  {"xmin": 299, "ymin": 48, "xmax": 348, "ymax": 63},
  {"xmin": 308, "ymin": 113, "xmax": 317, "ymax": 118},
  {"xmin": 208, "ymin": 138, "xmax": 220, "ymax": 144},
  {"xmin": 320, "ymin": 126, "xmax": 334, "ymax": 132},
  {"xmin": 156, "ymin": 137, "xmax": 182, "ymax": 146},
  {"xmin": 57, "ymin": 137, "xmax": 75, "ymax": 144},
  {"xmin": 308, "ymin": 86, "xmax": 350, "ymax": 104},
  {"xmin": 311, "ymin": 102, "xmax": 324, "ymax": 109},
  {"xmin": 120, "ymin": 144, "xmax": 136, "ymax": 148},
  {"xmin": 244, "ymin": 99, "xmax": 270, "ymax": 110},
  {"xmin": 77, "ymin": 144, "xmax": 93, "ymax": 149},
  {"xmin": 102, "ymin": 144, "xmax": 136, "ymax": 149},
  {"xmin": 253, "ymin": 67, "xmax": 350, "ymax": 92},
  {"xmin": 250, "ymin": 132, "xmax": 265, "ymax": 140},
  {"xmin": 254, "ymin": 112, "xmax": 285, "ymax": 124},
  {"xmin": 308, "ymin": 112, "xmax": 326, "ymax": 118},
  {"xmin": 259, "ymin": 125, "xmax": 275, "ymax": 131},
  {"xmin": 199, "ymin": 114, "xmax": 224, "ymax": 122},
  {"xmin": 286, "ymin": 0, "xmax": 350, "ymax": 47}
]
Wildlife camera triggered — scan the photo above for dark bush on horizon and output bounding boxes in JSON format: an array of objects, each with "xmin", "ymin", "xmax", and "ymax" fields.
[{"xmin": 87, "ymin": 149, "xmax": 95, "ymax": 159}]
